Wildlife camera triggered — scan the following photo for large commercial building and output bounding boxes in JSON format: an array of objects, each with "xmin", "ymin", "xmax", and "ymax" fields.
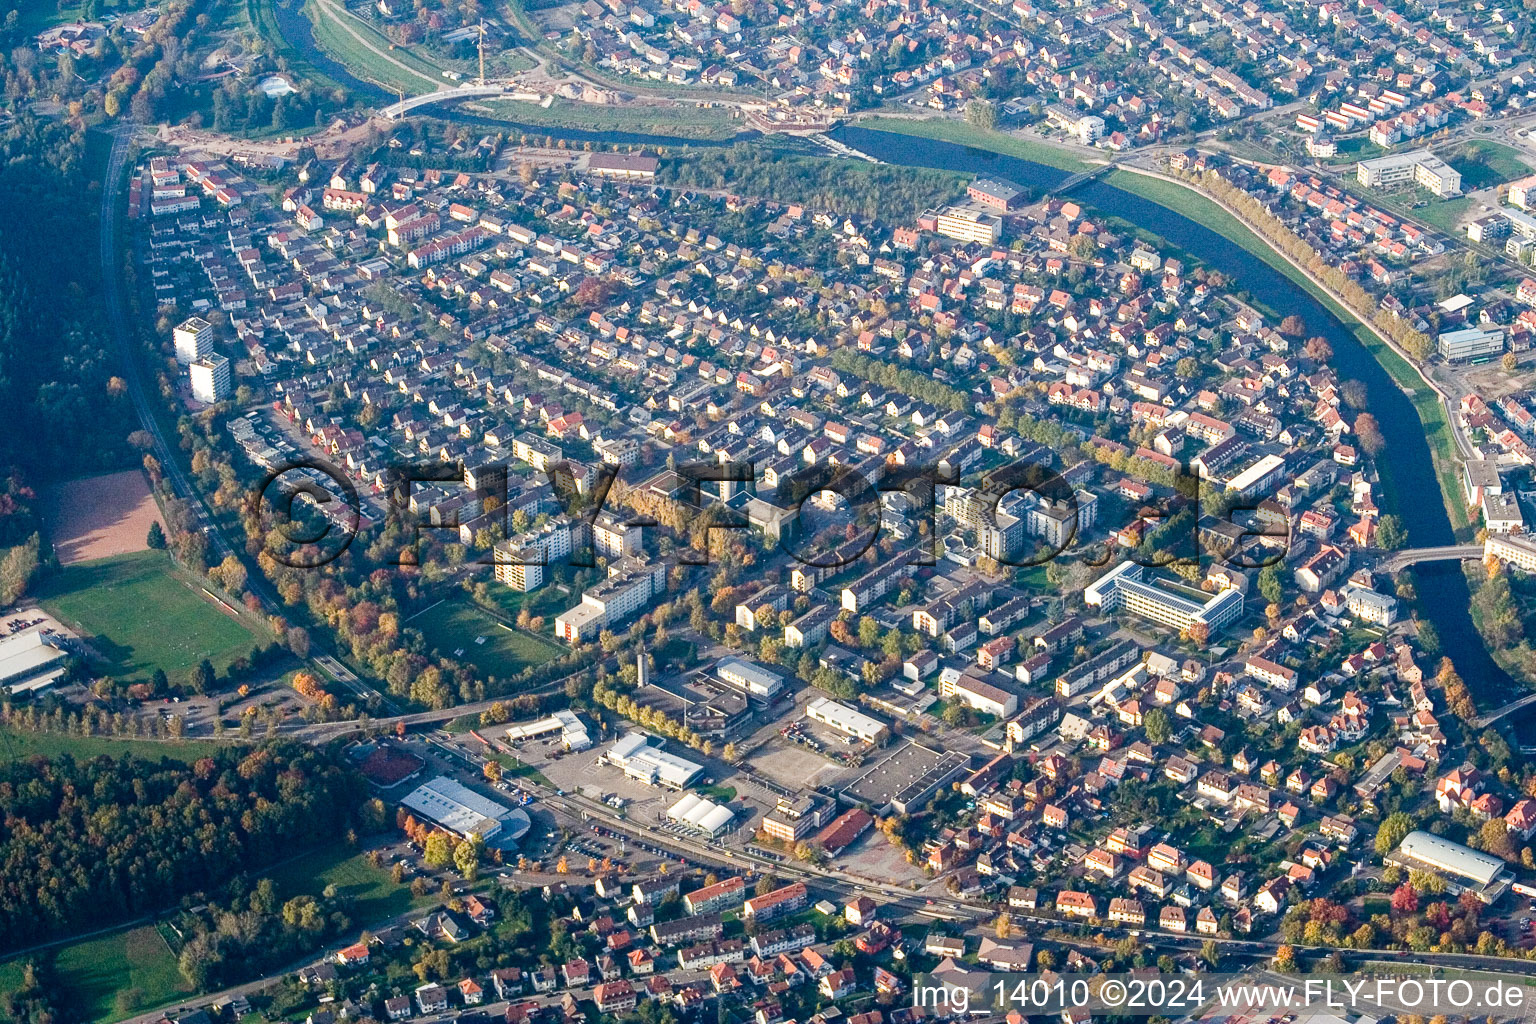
[
  {"xmin": 807, "ymin": 696, "xmax": 889, "ymax": 743},
  {"xmin": 1357, "ymin": 151, "xmax": 1462, "ymax": 197},
  {"xmin": 605, "ymin": 732, "xmax": 703, "ymax": 789},
  {"xmin": 715, "ymin": 656, "xmax": 786, "ymax": 702},
  {"xmin": 666, "ymin": 793, "xmax": 735, "ymax": 836},
  {"xmin": 1438, "ymin": 327, "xmax": 1505, "ymax": 362},
  {"xmin": 401, "ymin": 776, "xmax": 527, "ymax": 843},
  {"xmin": 934, "ymin": 205, "xmax": 1002, "ymax": 244},
  {"xmin": 1387, "ymin": 831, "xmax": 1509, "ymax": 902},
  {"xmin": 1085, "ymin": 560, "xmax": 1245, "ymax": 634},
  {"xmin": 840, "ymin": 741, "xmax": 971, "ymax": 815},
  {"xmin": 0, "ymin": 630, "xmax": 70, "ymax": 694}
]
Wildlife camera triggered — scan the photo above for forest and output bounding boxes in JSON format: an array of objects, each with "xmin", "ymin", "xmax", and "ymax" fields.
[
  {"xmin": 0, "ymin": 117, "xmax": 137, "ymax": 544},
  {"xmin": 660, "ymin": 144, "xmax": 969, "ymax": 222},
  {"xmin": 0, "ymin": 741, "xmax": 369, "ymax": 952}
]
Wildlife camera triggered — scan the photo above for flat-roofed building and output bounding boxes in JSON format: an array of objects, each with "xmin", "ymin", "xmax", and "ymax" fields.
[
  {"xmin": 401, "ymin": 775, "xmax": 524, "ymax": 842},
  {"xmin": 1487, "ymin": 533, "xmax": 1536, "ymax": 572},
  {"xmin": 1387, "ymin": 830, "xmax": 1509, "ymax": 902},
  {"xmin": 504, "ymin": 709, "xmax": 593, "ymax": 751},
  {"xmin": 174, "ymin": 316, "xmax": 214, "ymax": 364},
  {"xmin": 1357, "ymin": 151, "xmax": 1462, "ymax": 196},
  {"xmin": 807, "ymin": 696, "xmax": 889, "ymax": 743},
  {"xmin": 934, "ymin": 205, "xmax": 1002, "ymax": 244},
  {"xmin": 605, "ymin": 732, "xmax": 703, "ymax": 789},
  {"xmin": 967, "ymin": 177, "xmax": 1024, "ymax": 211},
  {"xmin": 1438, "ymin": 327, "xmax": 1505, "ymax": 361},
  {"xmin": 1084, "ymin": 560, "xmax": 1245, "ymax": 634},
  {"xmin": 715, "ymin": 656, "xmax": 786, "ymax": 702},
  {"xmin": 840, "ymin": 741, "xmax": 971, "ymax": 815}
]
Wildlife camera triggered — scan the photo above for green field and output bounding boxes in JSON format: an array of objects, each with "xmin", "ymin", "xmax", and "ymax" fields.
[
  {"xmin": 1441, "ymin": 139, "xmax": 1532, "ymax": 190},
  {"xmin": 37, "ymin": 550, "xmax": 264, "ymax": 684},
  {"xmin": 853, "ymin": 116, "xmax": 1097, "ymax": 173},
  {"xmin": 52, "ymin": 924, "xmax": 190, "ymax": 1023},
  {"xmin": 265, "ymin": 843, "xmax": 426, "ymax": 922},
  {"xmin": 0, "ymin": 726, "xmax": 222, "ymax": 765},
  {"xmin": 302, "ymin": 0, "xmax": 447, "ymax": 93},
  {"xmin": 472, "ymin": 98, "xmax": 742, "ymax": 140},
  {"xmin": 410, "ymin": 598, "xmax": 562, "ymax": 680}
]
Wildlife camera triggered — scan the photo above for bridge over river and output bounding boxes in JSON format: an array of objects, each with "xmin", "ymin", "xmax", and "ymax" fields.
[{"xmin": 1375, "ymin": 543, "xmax": 1484, "ymax": 572}]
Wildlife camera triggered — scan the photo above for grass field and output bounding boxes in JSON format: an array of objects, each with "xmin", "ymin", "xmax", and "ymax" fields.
[
  {"xmin": 0, "ymin": 727, "xmax": 223, "ymax": 765},
  {"xmin": 265, "ymin": 843, "xmax": 426, "ymax": 922},
  {"xmin": 37, "ymin": 550, "xmax": 264, "ymax": 684},
  {"xmin": 1103, "ymin": 167, "xmax": 1470, "ymax": 536},
  {"xmin": 52, "ymin": 924, "xmax": 190, "ymax": 1023},
  {"xmin": 853, "ymin": 116, "xmax": 1097, "ymax": 173},
  {"xmin": 473, "ymin": 98, "xmax": 743, "ymax": 140},
  {"xmin": 410, "ymin": 598, "xmax": 562, "ymax": 681},
  {"xmin": 1441, "ymin": 139, "xmax": 1532, "ymax": 190},
  {"xmin": 303, "ymin": 0, "xmax": 447, "ymax": 93}
]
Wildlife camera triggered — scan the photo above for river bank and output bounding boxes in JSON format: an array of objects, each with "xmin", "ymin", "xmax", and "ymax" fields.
[
  {"xmin": 1103, "ymin": 164, "xmax": 1472, "ymax": 538},
  {"xmin": 829, "ymin": 122, "xmax": 1524, "ymax": 711}
]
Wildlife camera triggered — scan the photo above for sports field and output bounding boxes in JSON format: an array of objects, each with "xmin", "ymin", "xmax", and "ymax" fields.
[
  {"xmin": 36, "ymin": 550, "xmax": 264, "ymax": 683},
  {"xmin": 410, "ymin": 597, "xmax": 562, "ymax": 680},
  {"xmin": 46, "ymin": 470, "xmax": 165, "ymax": 565}
]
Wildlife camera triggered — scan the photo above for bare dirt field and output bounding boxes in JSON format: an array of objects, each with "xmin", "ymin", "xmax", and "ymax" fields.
[{"xmin": 46, "ymin": 470, "xmax": 165, "ymax": 565}]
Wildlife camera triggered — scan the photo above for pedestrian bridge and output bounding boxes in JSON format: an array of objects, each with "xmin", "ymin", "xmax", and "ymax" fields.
[
  {"xmin": 1376, "ymin": 543, "xmax": 1483, "ymax": 573},
  {"xmin": 1475, "ymin": 690, "xmax": 1536, "ymax": 728},
  {"xmin": 380, "ymin": 84, "xmax": 525, "ymax": 119}
]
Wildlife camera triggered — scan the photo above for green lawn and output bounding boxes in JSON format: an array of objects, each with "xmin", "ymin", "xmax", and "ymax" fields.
[
  {"xmin": 1410, "ymin": 195, "xmax": 1474, "ymax": 234},
  {"xmin": 264, "ymin": 843, "xmax": 426, "ymax": 922},
  {"xmin": 473, "ymin": 98, "xmax": 742, "ymax": 140},
  {"xmin": 410, "ymin": 598, "xmax": 562, "ymax": 681},
  {"xmin": 303, "ymin": 0, "xmax": 446, "ymax": 93},
  {"xmin": 853, "ymin": 116, "xmax": 1098, "ymax": 173},
  {"xmin": 1440, "ymin": 139, "xmax": 1532, "ymax": 189},
  {"xmin": 52, "ymin": 924, "xmax": 190, "ymax": 1024},
  {"xmin": 0, "ymin": 727, "xmax": 222, "ymax": 765},
  {"xmin": 36, "ymin": 550, "xmax": 265, "ymax": 685}
]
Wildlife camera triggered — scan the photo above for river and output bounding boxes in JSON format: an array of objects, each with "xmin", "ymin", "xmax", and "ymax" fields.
[{"xmin": 826, "ymin": 124, "xmax": 1527, "ymax": 719}]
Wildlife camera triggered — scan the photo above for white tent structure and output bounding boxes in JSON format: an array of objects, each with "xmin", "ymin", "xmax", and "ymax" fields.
[{"xmin": 666, "ymin": 793, "xmax": 734, "ymax": 835}]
